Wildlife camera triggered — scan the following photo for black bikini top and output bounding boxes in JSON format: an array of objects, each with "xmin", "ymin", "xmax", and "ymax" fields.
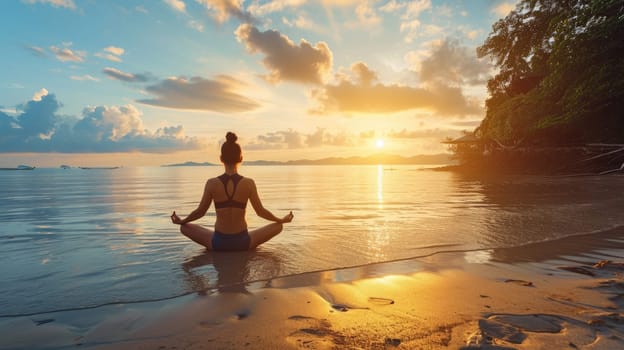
[{"xmin": 214, "ymin": 173, "xmax": 247, "ymax": 209}]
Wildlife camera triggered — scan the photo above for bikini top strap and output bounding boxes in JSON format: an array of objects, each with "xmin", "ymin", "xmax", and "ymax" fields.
[{"xmin": 218, "ymin": 173, "xmax": 243, "ymax": 199}]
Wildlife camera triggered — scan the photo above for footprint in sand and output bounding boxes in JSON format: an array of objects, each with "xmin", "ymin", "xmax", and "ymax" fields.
[
  {"xmin": 504, "ymin": 279, "xmax": 534, "ymax": 287},
  {"xmin": 368, "ymin": 297, "xmax": 395, "ymax": 305},
  {"xmin": 286, "ymin": 315, "xmax": 343, "ymax": 348}
]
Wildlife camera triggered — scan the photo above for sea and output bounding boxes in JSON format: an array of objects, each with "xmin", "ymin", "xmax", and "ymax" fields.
[{"xmin": 1, "ymin": 165, "xmax": 623, "ymax": 317}]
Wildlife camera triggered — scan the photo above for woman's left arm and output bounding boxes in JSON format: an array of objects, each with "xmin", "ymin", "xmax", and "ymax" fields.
[{"xmin": 171, "ymin": 181, "xmax": 213, "ymax": 225}]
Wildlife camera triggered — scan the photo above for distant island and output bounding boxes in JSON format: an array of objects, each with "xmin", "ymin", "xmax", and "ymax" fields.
[
  {"xmin": 162, "ymin": 161, "xmax": 218, "ymax": 167},
  {"xmin": 162, "ymin": 154, "xmax": 452, "ymax": 167}
]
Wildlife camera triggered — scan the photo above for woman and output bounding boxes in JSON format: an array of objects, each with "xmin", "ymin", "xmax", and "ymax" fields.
[{"xmin": 171, "ymin": 132, "xmax": 293, "ymax": 251}]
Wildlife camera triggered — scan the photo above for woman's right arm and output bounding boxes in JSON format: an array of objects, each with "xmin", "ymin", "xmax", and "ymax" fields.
[
  {"xmin": 248, "ymin": 179, "xmax": 293, "ymax": 223},
  {"xmin": 171, "ymin": 181, "xmax": 213, "ymax": 225}
]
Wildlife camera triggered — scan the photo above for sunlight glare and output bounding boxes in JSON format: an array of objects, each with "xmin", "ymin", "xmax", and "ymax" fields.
[{"xmin": 375, "ymin": 139, "xmax": 385, "ymax": 149}]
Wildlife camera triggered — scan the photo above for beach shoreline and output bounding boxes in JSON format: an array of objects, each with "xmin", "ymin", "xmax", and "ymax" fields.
[{"xmin": 1, "ymin": 228, "xmax": 624, "ymax": 350}]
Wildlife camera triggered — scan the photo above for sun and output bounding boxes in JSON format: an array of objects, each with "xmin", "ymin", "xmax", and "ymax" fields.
[{"xmin": 375, "ymin": 139, "xmax": 385, "ymax": 149}]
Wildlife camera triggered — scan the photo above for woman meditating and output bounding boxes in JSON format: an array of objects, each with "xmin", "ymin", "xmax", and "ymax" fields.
[{"xmin": 171, "ymin": 132, "xmax": 293, "ymax": 251}]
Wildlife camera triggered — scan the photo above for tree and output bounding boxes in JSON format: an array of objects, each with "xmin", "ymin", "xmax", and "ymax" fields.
[{"xmin": 477, "ymin": 0, "xmax": 624, "ymax": 145}]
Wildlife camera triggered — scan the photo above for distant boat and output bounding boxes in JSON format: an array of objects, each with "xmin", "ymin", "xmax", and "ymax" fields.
[
  {"xmin": 0, "ymin": 165, "xmax": 36, "ymax": 171},
  {"xmin": 60, "ymin": 165, "xmax": 71, "ymax": 169},
  {"xmin": 78, "ymin": 166, "xmax": 120, "ymax": 170}
]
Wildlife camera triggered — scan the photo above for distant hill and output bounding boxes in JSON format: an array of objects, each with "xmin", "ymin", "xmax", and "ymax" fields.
[
  {"xmin": 162, "ymin": 161, "xmax": 217, "ymax": 167},
  {"xmin": 162, "ymin": 154, "xmax": 452, "ymax": 167},
  {"xmin": 273, "ymin": 153, "xmax": 452, "ymax": 166}
]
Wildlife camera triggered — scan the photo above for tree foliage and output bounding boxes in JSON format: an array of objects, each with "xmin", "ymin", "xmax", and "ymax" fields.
[{"xmin": 477, "ymin": 0, "xmax": 624, "ymax": 145}]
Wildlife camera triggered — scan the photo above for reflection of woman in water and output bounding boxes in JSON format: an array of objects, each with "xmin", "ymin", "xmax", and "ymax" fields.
[
  {"xmin": 171, "ymin": 132, "xmax": 293, "ymax": 251},
  {"xmin": 182, "ymin": 251, "xmax": 283, "ymax": 294}
]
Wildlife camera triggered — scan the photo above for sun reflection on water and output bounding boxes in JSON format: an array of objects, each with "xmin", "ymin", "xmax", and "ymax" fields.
[{"xmin": 377, "ymin": 164, "xmax": 383, "ymax": 207}]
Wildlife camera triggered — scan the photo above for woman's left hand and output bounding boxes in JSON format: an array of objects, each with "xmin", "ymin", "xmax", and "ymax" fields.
[{"xmin": 280, "ymin": 211, "xmax": 294, "ymax": 223}]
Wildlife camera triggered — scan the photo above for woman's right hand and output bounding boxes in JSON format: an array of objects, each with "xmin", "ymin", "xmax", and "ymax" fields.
[
  {"xmin": 280, "ymin": 211, "xmax": 294, "ymax": 223},
  {"xmin": 171, "ymin": 211, "xmax": 184, "ymax": 225}
]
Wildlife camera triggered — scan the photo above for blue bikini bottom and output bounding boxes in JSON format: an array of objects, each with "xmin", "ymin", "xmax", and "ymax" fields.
[{"xmin": 212, "ymin": 230, "xmax": 251, "ymax": 251}]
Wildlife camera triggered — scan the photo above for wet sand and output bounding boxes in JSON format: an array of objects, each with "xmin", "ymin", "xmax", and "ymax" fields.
[{"xmin": 1, "ymin": 231, "xmax": 623, "ymax": 349}]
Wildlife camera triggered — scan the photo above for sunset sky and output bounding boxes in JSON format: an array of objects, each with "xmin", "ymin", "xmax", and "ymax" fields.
[{"xmin": 0, "ymin": 0, "xmax": 517, "ymax": 167}]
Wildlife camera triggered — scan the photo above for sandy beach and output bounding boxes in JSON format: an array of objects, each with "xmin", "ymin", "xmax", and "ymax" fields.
[{"xmin": 1, "ymin": 228, "xmax": 623, "ymax": 350}]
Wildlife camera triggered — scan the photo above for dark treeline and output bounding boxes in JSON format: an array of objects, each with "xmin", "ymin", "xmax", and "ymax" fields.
[{"xmin": 450, "ymin": 0, "xmax": 624, "ymax": 174}]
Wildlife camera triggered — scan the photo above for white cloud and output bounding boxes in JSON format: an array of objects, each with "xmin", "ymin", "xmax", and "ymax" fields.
[
  {"xmin": 379, "ymin": 0, "xmax": 404, "ymax": 13},
  {"xmin": 282, "ymin": 14, "xmax": 315, "ymax": 30},
  {"xmin": 103, "ymin": 46, "xmax": 125, "ymax": 56},
  {"xmin": 248, "ymin": 0, "xmax": 305, "ymax": 16},
  {"xmin": 22, "ymin": 0, "xmax": 76, "ymax": 10},
  {"xmin": 32, "ymin": 88, "xmax": 49, "ymax": 101},
  {"xmin": 196, "ymin": 0, "xmax": 256, "ymax": 24},
  {"xmin": 353, "ymin": 1, "xmax": 381, "ymax": 27},
  {"xmin": 27, "ymin": 46, "xmax": 47, "ymax": 57},
  {"xmin": 49, "ymin": 45, "xmax": 86, "ymax": 62},
  {"xmin": 400, "ymin": 20, "xmax": 421, "ymax": 43},
  {"xmin": 492, "ymin": 2, "xmax": 516, "ymax": 17},
  {"xmin": 385, "ymin": 0, "xmax": 431, "ymax": 43},
  {"xmin": 164, "ymin": 0, "xmax": 186, "ymax": 12},
  {"xmin": 95, "ymin": 53, "xmax": 122, "ymax": 62},
  {"xmin": 319, "ymin": 0, "xmax": 361, "ymax": 7},
  {"xmin": 187, "ymin": 20, "xmax": 205, "ymax": 31},
  {"xmin": 71, "ymin": 75, "xmax": 100, "ymax": 82},
  {"xmin": 404, "ymin": 0, "xmax": 431, "ymax": 18},
  {"xmin": 95, "ymin": 46, "xmax": 125, "ymax": 62}
]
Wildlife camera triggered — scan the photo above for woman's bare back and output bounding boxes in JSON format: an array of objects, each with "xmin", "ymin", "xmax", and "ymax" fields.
[{"xmin": 208, "ymin": 175, "xmax": 252, "ymax": 234}]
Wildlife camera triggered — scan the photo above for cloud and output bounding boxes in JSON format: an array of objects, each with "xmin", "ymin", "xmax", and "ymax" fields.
[
  {"xmin": 187, "ymin": 20, "xmax": 205, "ymax": 32},
  {"xmin": 49, "ymin": 45, "xmax": 86, "ymax": 62},
  {"xmin": 235, "ymin": 24, "xmax": 333, "ymax": 84},
  {"xmin": 95, "ymin": 53, "xmax": 121, "ymax": 62},
  {"xmin": 350, "ymin": 1, "xmax": 381, "ymax": 27},
  {"xmin": 246, "ymin": 128, "xmax": 356, "ymax": 150},
  {"xmin": 311, "ymin": 62, "xmax": 481, "ymax": 116},
  {"xmin": 418, "ymin": 39, "xmax": 491, "ymax": 86},
  {"xmin": 22, "ymin": 0, "xmax": 76, "ymax": 10},
  {"xmin": 492, "ymin": 2, "xmax": 516, "ymax": 17},
  {"xmin": 379, "ymin": 0, "xmax": 404, "ymax": 13},
  {"xmin": 138, "ymin": 75, "xmax": 260, "ymax": 113},
  {"xmin": 103, "ymin": 46, "xmax": 124, "ymax": 56},
  {"xmin": 248, "ymin": 0, "xmax": 305, "ymax": 16},
  {"xmin": 71, "ymin": 75, "xmax": 99, "ymax": 82},
  {"xmin": 196, "ymin": 0, "xmax": 256, "ymax": 24},
  {"xmin": 0, "ymin": 93, "xmax": 200, "ymax": 153},
  {"xmin": 94, "ymin": 46, "xmax": 125, "ymax": 62},
  {"xmin": 27, "ymin": 46, "xmax": 47, "ymax": 57},
  {"xmin": 319, "ymin": 0, "xmax": 359, "ymax": 7},
  {"xmin": 102, "ymin": 67, "xmax": 151, "ymax": 83},
  {"xmin": 32, "ymin": 88, "xmax": 49, "ymax": 101},
  {"xmin": 452, "ymin": 119, "xmax": 482, "ymax": 128},
  {"xmin": 381, "ymin": 0, "xmax": 431, "ymax": 43},
  {"xmin": 281, "ymin": 14, "xmax": 316, "ymax": 30},
  {"xmin": 388, "ymin": 128, "xmax": 461, "ymax": 139},
  {"xmin": 350, "ymin": 61, "xmax": 377, "ymax": 86},
  {"xmin": 164, "ymin": 0, "xmax": 186, "ymax": 12}
]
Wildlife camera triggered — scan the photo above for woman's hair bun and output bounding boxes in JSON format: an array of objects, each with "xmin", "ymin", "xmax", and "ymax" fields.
[{"xmin": 225, "ymin": 132, "xmax": 238, "ymax": 143}]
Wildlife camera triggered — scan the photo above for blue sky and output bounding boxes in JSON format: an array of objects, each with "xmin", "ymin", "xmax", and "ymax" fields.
[{"xmin": 0, "ymin": 0, "xmax": 517, "ymax": 167}]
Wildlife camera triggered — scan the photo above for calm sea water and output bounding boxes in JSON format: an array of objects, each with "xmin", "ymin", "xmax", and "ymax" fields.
[{"xmin": 1, "ymin": 165, "xmax": 624, "ymax": 316}]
